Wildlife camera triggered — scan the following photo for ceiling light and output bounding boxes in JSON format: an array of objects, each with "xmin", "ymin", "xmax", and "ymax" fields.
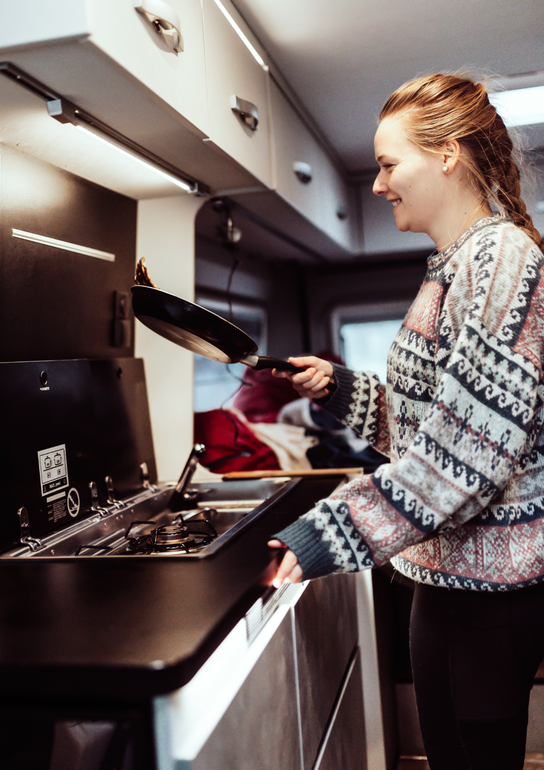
[
  {"xmin": 489, "ymin": 85, "xmax": 544, "ymax": 127},
  {"xmin": 212, "ymin": 0, "xmax": 268, "ymax": 70}
]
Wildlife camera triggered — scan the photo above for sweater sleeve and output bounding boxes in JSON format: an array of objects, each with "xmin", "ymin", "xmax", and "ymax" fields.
[
  {"xmin": 318, "ymin": 363, "xmax": 392, "ymax": 456},
  {"xmin": 276, "ymin": 227, "xmax": 544, "ymax": 580}
]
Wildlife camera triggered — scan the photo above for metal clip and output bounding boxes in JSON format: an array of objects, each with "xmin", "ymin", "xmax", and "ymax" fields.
[
  {"xmin": 140, "ymin": 462, "xmax": 159, "ymax": 492},
  {"xmin": 105, "ymin": 476, "xmax": 124, "ymax": 509},
  {"xmin": 17, "ymin": 507, "xmax": 43, "ymax": 552},
  {"xmin": 89, "ymin": 482, "xmax": 109, "ymax": 518}
]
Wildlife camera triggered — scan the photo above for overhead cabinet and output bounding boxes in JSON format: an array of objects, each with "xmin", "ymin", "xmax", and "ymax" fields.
[
  {"xmin": 270, "ymin": 79, "xmax": 354, "ymax": 251},
  {"xmin": 201, "ymin": 0, "xmax": 273, "ymax": 189},
  {"xmin": 0, "ymin": 0, "xmax": 264, "ymax": 195}
]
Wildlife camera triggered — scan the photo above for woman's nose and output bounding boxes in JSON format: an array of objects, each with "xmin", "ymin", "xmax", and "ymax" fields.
[{"xmin": 373, "ymin": 172, "xmax": 387, "ymax": 196}]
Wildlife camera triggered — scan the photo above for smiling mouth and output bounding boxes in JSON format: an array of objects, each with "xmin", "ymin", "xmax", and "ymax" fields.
[{"xmin": 391, "ymin": 199, "xmax": 401, "ymax": 208}]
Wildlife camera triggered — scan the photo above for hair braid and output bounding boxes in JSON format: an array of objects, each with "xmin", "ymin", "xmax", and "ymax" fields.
[{"xmin": 380, "ymin": 73, "xmax": 544, "ymax": 255}]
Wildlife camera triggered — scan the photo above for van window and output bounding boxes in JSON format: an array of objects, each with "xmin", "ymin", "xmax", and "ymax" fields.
[
  {"xmin": 331, "ymin": 301, "xmax": 409, "ymax": 382},
  {"xmin": 193, "ymin": 297, "xmax": 267, "ymax": 412}
]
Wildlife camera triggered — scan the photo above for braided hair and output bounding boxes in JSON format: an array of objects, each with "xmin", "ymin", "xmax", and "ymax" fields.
[{"xmin": 379, "ymin": 73, "xmax": 544, "ymax": 254}]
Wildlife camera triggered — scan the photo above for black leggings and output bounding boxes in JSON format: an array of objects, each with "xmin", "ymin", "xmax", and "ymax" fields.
[{"xmin": 410, "ymin": 580, "xmax": 544, "ymax": 770}]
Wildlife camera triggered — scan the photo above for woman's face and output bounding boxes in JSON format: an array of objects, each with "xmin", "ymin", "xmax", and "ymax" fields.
[{"xmin": 373, "ymin": 116, "xmax": 446, "ymax": 239}]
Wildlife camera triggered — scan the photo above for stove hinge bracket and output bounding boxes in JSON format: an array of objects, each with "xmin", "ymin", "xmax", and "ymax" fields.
[
  {"xmin": 140, "ymin": 462, "xmax": 159, "ymax": 492},
  {"xmin": 17, "ymin": 507, "xmax": 43, "ymax": 552},
  {"xmin": 105, "ymin": 475, "xmax": 124, "ymax": 509},
  {"xmin": 89, "ymin": 481, "xmax": 110, "ymax": 518}
]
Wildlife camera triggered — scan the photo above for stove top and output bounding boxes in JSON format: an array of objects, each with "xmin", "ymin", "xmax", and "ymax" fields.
[{"xmin": 1, "ymin": 478, "xmax": 298, "ymax": 560}]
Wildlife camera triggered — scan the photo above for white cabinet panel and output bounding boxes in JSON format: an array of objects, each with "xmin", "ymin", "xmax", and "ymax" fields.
[
  {"xmin": 270, "ymin": 79, "xmax": 353, "ymax": 250},
  {"xmin": 0, "ymin": 0, "xmax": 209, "ymax": 137},
  {"xmin": 87, "ymin": 0, "xmax": 209, "ymax": 136},
  {"xmin": 201, "ymin": 0, "xmax": 272, "ymax": 188}
]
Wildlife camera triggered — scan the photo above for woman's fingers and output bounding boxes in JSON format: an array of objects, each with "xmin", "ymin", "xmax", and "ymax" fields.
[
  {"xmin": 268, "ymin": 542, "xmax": 304, "ymax": 587},
  {"xmin": 272, "ymin": 357, "xmax": 334, "ymax": 399}
]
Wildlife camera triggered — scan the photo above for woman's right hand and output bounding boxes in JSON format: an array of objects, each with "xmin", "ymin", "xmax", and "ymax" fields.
[{"xmin": 275, "ymin": 356, "xmax": 334, "ymax": 400}]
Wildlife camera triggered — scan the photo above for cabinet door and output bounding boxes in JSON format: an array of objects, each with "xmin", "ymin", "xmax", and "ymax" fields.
[
  {"xmin": 87, "ymin": 0, "xmax": 209, "ymax": 136},
  {"xmin": 295, "ymin": 573, "xmax": 359, "ymax": 770},
  {"xmin": 191, "ymin": 610, "xmax": 300, "ymax": 770},
  {"xmin": 0, "ymin": 0, "xmax": 208, "ymax": 138},
  {"xmin": 316, "ymin": 649, "xmax": 367, "ymax": 770},
  {"xmin": 270, "ymin": 80, "xmax": 353, "ymax": 250},
  {"xmin": 201, "ymin": 0, "xmax": 272, "ymax": 188}
]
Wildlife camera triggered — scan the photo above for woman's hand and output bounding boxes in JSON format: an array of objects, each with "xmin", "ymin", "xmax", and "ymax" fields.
[
  {"xmin": 268, "ymin": 540, "xmax": 303, "ymax": 587},
  {"xmin": 274, "ymin": 356, "xmax": 334, "ymax": 400}
]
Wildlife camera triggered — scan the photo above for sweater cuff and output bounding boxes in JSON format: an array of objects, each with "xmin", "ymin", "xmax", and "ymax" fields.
[{"xmin": 273, "ymin": 517, "xmax": 340, "ymax": 580}]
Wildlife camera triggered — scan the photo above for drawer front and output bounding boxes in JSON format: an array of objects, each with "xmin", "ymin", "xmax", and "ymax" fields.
[
  {"xmin": 295, "ymin": 573, "xmax": 359, "ymax": 770},
  {"xmin": 202, "ymin": 0, "xmax": 272, "ymax": 188}
]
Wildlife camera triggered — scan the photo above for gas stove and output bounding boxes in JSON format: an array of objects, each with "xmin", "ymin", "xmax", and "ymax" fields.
[
  {"xmin": 0, "ymin": 357, "xmax": 296, "ymax": 560},
  {"xmin": 2, "ymin": 477, "xmax": 297, "ymax": 559}
]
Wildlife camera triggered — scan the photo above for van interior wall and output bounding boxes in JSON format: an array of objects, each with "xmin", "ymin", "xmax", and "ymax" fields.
[
  {"xmin": 195, "ymin": 234, "xmax": 306, "ymax": 358},
  {"xmin": 304, "ymin": 253, "xmax": 429, "ymax": 354}
]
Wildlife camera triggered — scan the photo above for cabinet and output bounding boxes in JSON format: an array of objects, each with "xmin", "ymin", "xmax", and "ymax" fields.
[
  {"xmin": 187, "ymin": 609, "xmax": 300, "ymax": 770},
  {"xmin": 270, "ymin": 79, "xmax": 354, "ymax": 251},
  {"xmin": 295, "ymin": 573, "xmax": 359, "ymax": 769},
  {"xmin": 201, "ymin": 0, "xmax": 273, "ymax": 189},
  {"xmin": 0, "ymin": 0, "xmax": 208, "ymax": 136},
  {"xmin": 0, "ymin": 0, "xmax": 262, "ymax": 194},
  {"xmin": 315, "ymin": 648, "xmax": 366, "ymax": 770},
  {"xmin": 159, "ymin": 574, "xmax": 364, "ymax": 770}
]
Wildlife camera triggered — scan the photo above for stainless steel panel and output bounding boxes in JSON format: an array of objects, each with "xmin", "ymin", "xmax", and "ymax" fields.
[
  {"xmin": 295, "ymin": 573, "xmax": 358, "ymax": 770},
  {"xmin": 315, "ymin": 649, "xmax": 367, "ymax": 770},
  {"xmin": 190, "ymin": 610, "xmax": 301, "ymax": 770}
]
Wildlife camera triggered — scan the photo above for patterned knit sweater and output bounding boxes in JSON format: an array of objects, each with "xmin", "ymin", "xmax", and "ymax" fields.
[{"xmin": 275, "ymin": 216, "xmax": 544, "ymax": 590}]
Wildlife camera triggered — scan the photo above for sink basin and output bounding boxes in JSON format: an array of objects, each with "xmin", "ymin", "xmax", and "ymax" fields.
[{"xmin": 183, "ymin": 477, "xmax": 292, "ymax": 507}]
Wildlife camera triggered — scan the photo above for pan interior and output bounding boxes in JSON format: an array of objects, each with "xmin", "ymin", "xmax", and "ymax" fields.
[{"xmin": 137, "ymin": 315, "xmax": 235, "ymax": 363}]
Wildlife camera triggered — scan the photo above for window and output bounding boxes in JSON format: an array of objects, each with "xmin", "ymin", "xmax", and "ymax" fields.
[
  {"xmin": 331, "ymin": 301, "xmax": 410, "ymax": 381},
  {"xmin": 193, "ymin": 297, "xmax": 267, "ymax": 412}
]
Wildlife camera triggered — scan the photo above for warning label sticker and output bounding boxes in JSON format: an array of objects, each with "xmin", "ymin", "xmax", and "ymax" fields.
[{"xmin": 38, "ymin": 444, "xmax": 69, "ymax": 496}]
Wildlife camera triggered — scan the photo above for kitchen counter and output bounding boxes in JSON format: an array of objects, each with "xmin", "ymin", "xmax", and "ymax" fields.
[{"xmin": 0, "ymin": 476, "xmax": 341, "ymax": 702}]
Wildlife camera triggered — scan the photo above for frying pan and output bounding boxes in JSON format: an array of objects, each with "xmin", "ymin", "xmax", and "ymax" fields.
[{"xmin": 131, "ymin": 285, "xmax": 303, "ymax": 372}]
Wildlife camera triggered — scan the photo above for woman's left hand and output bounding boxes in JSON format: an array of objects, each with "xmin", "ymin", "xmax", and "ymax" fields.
[{"xmin": 268, "ymin": 540, "xmax": 303, "ymax": 587}]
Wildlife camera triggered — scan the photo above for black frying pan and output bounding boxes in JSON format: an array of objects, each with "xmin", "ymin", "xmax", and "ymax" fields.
[{"xmin": 131, "ymin": 285, "xmax": 302, "ymax": 372}]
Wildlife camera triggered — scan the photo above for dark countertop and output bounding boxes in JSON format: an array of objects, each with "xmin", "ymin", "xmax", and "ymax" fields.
[{"xmin": 0, "ymin": 476, "xmax": 340, "ymax": 702}]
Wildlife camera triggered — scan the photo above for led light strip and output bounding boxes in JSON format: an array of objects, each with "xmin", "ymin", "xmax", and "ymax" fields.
[
  {"xmin": 12, "ymin": 229, "xmax": 116, "ymax": 262},
  {"xmin": 212, "ymin": 0, "xmax": 267, "ymax": 70}
]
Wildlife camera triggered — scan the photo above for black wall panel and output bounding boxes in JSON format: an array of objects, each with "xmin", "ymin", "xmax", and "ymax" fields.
[{"xmin": 0, "ymin": 145, "xmax": 137, "ymax": 361}]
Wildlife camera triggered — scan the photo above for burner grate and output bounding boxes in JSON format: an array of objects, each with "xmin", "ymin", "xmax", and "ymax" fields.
[{"xmin": 124, "ymin": 513, "xmax": 218, "ymax": 554}]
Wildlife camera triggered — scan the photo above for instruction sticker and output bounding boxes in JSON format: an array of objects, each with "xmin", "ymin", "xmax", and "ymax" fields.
[{"xmin": 38, "ymin": 444, "xmax": 69, "ymax": 496}]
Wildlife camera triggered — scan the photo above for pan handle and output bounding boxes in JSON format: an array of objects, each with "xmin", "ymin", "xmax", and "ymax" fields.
[{"xmin": 251, "ymin": 356, "xmax": 305, "ymax": 373}]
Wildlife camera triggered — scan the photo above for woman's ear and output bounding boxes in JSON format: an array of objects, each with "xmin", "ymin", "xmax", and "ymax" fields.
[{"xmin": 442, "ymin": 139, "xmax": 461, "ymax": 174}]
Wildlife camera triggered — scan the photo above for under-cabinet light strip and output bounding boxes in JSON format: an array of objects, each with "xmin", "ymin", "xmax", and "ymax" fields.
[
  {"xmin": 12, "ymin": 229, "xmax": 116, "ymax": 262},
  {"xmin": 74, "ymin": 125, "xmax": 193, "ymax": 192},
  {"xmin": 212, "ymin": 0, "xmax": 268, "ymax": 70}
]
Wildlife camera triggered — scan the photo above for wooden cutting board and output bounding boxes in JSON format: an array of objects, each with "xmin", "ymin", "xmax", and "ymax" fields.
[{"xmin": 222, "ymin": 468, "xmax": 364, "ymax": 479}]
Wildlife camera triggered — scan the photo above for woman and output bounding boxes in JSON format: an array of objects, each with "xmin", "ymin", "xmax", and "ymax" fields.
[{"xmin": 269, "ymin": 73, "xmax": 544, "ymax": 770}]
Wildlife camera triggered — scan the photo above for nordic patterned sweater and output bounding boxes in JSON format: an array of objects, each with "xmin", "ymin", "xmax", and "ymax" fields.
[{"xmin": 275, "ymin": 216, "xmax": 544, "ymax": 591}]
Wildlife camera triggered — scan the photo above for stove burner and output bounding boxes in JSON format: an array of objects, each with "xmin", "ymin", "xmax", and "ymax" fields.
[{"xmin": 125, "ymin": 513, "xmax": 217, "ymax": 554}]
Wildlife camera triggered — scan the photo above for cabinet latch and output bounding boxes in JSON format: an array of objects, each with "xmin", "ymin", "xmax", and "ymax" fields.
[
  {"xmin": 134, "ymin": 0, "xmax": 184, "ymax": 54},
  {"xmin": 230, "ymin": 95, "xmax": 259, "ymax": 131}
]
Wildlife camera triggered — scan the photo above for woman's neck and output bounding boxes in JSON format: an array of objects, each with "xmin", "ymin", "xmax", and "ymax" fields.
[{"xmin": 432, "ymin": 197, "xmax": 493, "ymax": 252}]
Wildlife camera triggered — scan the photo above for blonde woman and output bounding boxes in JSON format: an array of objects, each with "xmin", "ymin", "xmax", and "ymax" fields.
[{"xmin": 270, "ymin": 73, "xmax": 544, "ymax": 769}]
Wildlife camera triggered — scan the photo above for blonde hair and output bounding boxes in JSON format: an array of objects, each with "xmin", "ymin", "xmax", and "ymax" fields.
[{"xmin": 380, "ymin": 73, "xmax": 544, "ymax": 253}]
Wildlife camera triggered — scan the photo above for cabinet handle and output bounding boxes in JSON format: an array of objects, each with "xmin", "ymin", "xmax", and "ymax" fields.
[
  {"xmin": 230, "ymin": 95, "xmax": 259, "ymax": 131},
  {"xmin": 134, "ymin": 0, "xmax": 184, "ymax": 53},
  {"xmin": 293, "ymin": 161, "xmax": 313, "ymax": 184}
]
